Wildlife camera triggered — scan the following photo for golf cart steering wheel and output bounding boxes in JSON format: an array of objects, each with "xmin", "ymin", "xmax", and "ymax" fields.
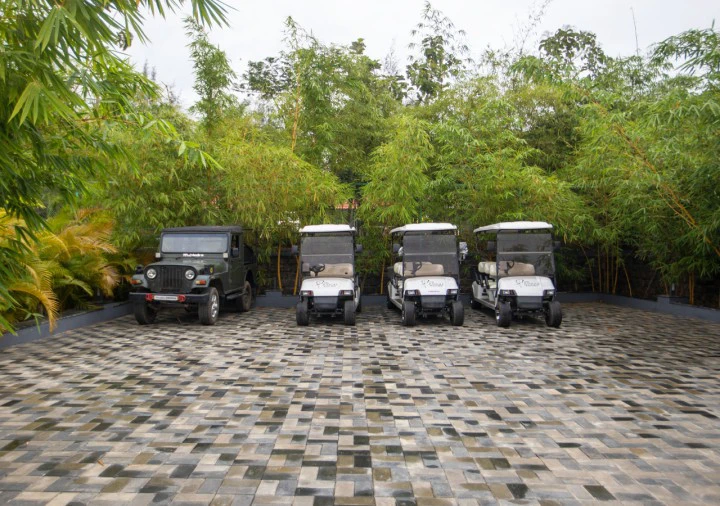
[
  {"xmin": 503, "ymin": 260, "xmax": 515, "ymax": 275},
  {"xmin": 309, "ymin": 264, "xmax": 326, "ymax": 275},
  {"xmin": 411, "ymin": 261, "xmax": 422, "ymax": 275}
]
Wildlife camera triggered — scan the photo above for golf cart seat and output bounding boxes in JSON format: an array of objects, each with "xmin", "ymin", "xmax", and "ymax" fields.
[
  {"xmin": 478, "ymin": 261, "xmax": 536, "ymax": 278},
  {"xmin": 394, "ymin": 262, "xmax": 445, "ymax": 277},
  {"xmin": 311, "ymin": 263, "xmax": 354, "ymax": 278}
]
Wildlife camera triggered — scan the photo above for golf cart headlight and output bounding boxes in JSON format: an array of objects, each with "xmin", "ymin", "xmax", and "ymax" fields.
[
  {"xmin": 301, "ymin": 290, "xmax": 314, "ymax": 297},
  {"xmin": 145, "ymin": 268, "xmax": 157, "ymax": 280},
  {"xmin": 499, "ymin": 289, "xmax": 516, "ymax": 296},
  {"xmin": 543, "ymin": 289, "xmax": 555, "ymax": 297},
  {"xmin": 405, "ymin": 289, "xmax": 420, "ymax": 297},
  {"xmin": 185, "ymin": 269, "xmax": 196, "ymax": 280},
  {"xmin": 339, "ymin": 290, "xmax": 353, "ymax": 296},
  {"xmin": 446, "ymin": 289, "xmax": 458, "ymax": 296}
]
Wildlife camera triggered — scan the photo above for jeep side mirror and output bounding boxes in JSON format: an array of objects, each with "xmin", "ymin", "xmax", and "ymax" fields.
[
  {"xmin": 458, "ymin": 241, "xmax": 468, "ymax": 261},
  {"xmin": 553, "ymin": 240, "xmax": 562, "ymax": 251},
  {"xmin": 231, "ymin": 247, "xmax": 240, "ymax": 258},
  {"xmin": 355, "ymin": 244, "xmax": 363, "ymax": 254},
  {"xmin": 291, "ymin": 245, "xmax": 299, "ymax": 256},
  {"xmin": 486, "ymin": 241, "xmax": 496, "ymax": 252},
  {"xmin": 392, "ymin": 243, "xmax": 401, "ymax": 254}
]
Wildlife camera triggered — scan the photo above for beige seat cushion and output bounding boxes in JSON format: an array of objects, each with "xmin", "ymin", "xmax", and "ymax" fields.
[
  {"xmin": 479, "ymin": 261, "xmax": 535, "ymax": 277},
  {"xmin": 396, "ymin": 262, "xmax": 444, "ymax": 277},
  {"xmin": 478, "ymin": 262, "xmax": 496, "ymax": 276},
  {"xmin": 312, "ymin": 263, "xmax": 354, "ymax": 277},
  {"xmin": 507, "ymin": 262, "xmax": 535, "ymax": 276}
]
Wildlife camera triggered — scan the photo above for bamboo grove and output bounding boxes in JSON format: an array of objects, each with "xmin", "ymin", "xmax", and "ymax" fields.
[{"xmin": 1, "ymin": 1, "xmax": 719, "ymax": 331}]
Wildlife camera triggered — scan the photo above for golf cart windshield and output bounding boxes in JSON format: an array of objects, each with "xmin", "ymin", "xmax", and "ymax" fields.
[
  {"xmin": 301, "ymin": 234, "xmax": 354, "ymax": 278},
  {"xmin": 400, "ymin": 233, "xmax": 459, "ymax": 277},
  {"xmin": 496, "ymin": 232, "xmax": 554, "ymax": 278},
  {"xmin": 161, "ymin": 233, "xmax": 228, "ymax": 254}
]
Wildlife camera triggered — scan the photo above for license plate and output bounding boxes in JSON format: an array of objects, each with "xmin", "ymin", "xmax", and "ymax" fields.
[{"xmin": 154, "ymin": 295, "xmax": 179, "ymax": 302}]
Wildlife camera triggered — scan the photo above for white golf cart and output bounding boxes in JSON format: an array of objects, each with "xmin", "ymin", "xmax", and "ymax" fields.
[
  {"xmin": 386, "ymin": 223, "xmax": 465, "ymax": 326},
  {"xmin": 471, "ymin": 221, "xmax": 562, "ymax": 328},
  {"xmin": 295, "ymin": 224, "xmax": 361, "ymax": 326}
]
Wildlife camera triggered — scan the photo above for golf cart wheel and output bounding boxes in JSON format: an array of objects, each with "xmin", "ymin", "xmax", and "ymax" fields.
[
  {"xmin": 356, "ymin": 296, "xmax": 362, "ymax": 313},
  {"xmin": 450, "ymin": 300, "xmax": 464, "ymax": 326},
  {"xmin": 343, "ymin": 300, "xmax": 356, "ymax": 326},
  {"xmin": 496, "ymin": 301, "xmax": 512, "ymax": 328},
  {"xmin": 199, "ymin": 287, "xmax": 220, "ymax": 325},
  {"xmin": 386, "ymin": 295, "xmax": 395, "ymax": 310},
  {"xmin": 134, "ymin": 302, "xmax": 157, "ymax": 325},
  {"xmin": 238, "ymin": 280, "xmax": 253, "ymax": 312},
  {"xmin": 296, "ymin": 300, "xmax": 309, "ymax": 326},
  {"xmin": 545, "ymin": 300, "xmax": 562, "ymax": 328},
  {"xmin": 470, "ymin": 298, "xmax": 481, "ymax": 309},
  {"xmin": 402, "ymin": 300, "xmax": 416, "ymax": 326}
]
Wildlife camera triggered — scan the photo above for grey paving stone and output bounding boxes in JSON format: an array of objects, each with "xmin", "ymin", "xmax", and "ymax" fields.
[{"xmin": 0, "ymin": 304, "xmax": 718, "ymax": 504}]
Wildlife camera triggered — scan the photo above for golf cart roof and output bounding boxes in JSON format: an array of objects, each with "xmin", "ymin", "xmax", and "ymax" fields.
[
  {"xmin": 473, "ymin": 221, "xmax": 553, "ymax": 233},
  {"xmin": 299, "ymin": 224, "xmax": 356, "ymax": 234},
  {"xmin": 162, "ymin": 226, "xmax": 245, "ymax": 234},
  {"xmin": 390, "ymin": 223, "xmax": 458, "ymax": 235}
]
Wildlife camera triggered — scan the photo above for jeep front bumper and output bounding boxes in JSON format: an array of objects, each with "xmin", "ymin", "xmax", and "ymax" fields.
[{"xmin": 129, "ymin": 292, "xmax": 210, "ymax": 305}]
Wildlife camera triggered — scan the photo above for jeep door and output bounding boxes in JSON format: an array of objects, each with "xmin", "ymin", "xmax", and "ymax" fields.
[{"xmin": 230, "ymin": 233, "xmax": 245, "ymax": 291}]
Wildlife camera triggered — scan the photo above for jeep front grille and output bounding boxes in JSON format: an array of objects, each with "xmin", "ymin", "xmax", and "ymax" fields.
[{"xmin": 150, "ymin": 266, "xmax": 188, "ymax": 293}]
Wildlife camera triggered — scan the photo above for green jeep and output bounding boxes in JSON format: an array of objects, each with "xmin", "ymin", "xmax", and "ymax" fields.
[{"xmin": 129, "ymin": 226, "xmax": 257, "ymax": 325}]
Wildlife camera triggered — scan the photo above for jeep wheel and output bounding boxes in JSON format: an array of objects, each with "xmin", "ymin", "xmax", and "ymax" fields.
[
  {"xmin": 296, "ymin": 300, "xmax": 309, "ymax": 326},
  {"xmin": 496, "ymin": 301, "xmax": 512, "ymax": 328},
  {"xmin": 450, "ymin": 300, "xmax": 464, "ymax": 326},
  {"xmin": 545, "ymin": 300, "xmax": 562, "ymax": 328},
  {"xmin": 134, "ymin": 302, "xmax": 157, "ymax": 325},
  {"xmin": 402, "ymin": 300, "xmax": 416, "ymax": 326},
  {"xmin": 344, "ymin": 300, "xmax": 356, "ymax": 326},
  {"xmin": 239, "ymin": 280, "xmax": 253, "ymax": 312},
  {"xmin": 199, "ymin": 287, "xmax": 220, "ymax": 325}
]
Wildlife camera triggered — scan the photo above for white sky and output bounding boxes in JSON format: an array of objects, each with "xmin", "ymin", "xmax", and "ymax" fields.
[{"xmin": 125, "ymin": 0, "xmax": 719, "ymax": 109}]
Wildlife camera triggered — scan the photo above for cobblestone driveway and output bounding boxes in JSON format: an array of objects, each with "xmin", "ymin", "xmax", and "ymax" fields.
[{"xmin": 0, "ymin": 303, "xmax": 719, "ymax": 505}]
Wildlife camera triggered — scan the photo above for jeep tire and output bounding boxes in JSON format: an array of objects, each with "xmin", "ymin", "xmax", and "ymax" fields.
[
  {"xmin": 199, "ymin": 287, "xmax": 220, "ymax": 325},
  {"xmin": 134, "ymin": 302, "xmax": 157, "ymax": 325},
  {"xmin": 239, "ymin": 280, "xmax": 253, "ymax": 312}
]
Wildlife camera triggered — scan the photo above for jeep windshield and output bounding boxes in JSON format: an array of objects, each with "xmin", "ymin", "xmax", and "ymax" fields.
[
  {"xmin": 161, "ymin": 233, "xmax": 228, "ymax": 254},
  {"xmin": 301, "ymin": 234, "xmax": 354, "ymax": 274},
  {"xmin": 401, "ymin": 233, "xmax": 459, "ymax": 277},
  {"xmin": 496, "ymin": 232, "xmax": 555, "ymax": 277}
]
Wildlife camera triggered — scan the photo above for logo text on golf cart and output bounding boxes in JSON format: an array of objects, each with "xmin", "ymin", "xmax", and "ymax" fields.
[
  {"xmin": 420, "ymin": 279, "xmax": 445, "ymax": 288},
  {"xmin": 513, "ymin": 279, "xmax": 540, "ymax": 287},
  {"xmin": 315, "ymin": 280, "xmax": 339, "ymax": 288}
]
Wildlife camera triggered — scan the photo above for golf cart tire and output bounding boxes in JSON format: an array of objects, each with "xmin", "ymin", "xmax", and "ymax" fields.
[
  {"xmin": 199, "ymin": 287, "xmax": 220, "ymax": 325},
  {"xmin": 344, "ymin": 300, "xmax": 356, "ymax": 326},
  {"xmin": 238, "ymin": 280, "xmax": 253, "ymax": 312},
  {"xmin": 450, "ymin": 300, "xmax": 464, "ymax": 326},
  {"xmin": 402, "ymin": 301, "xmax": 416, "ymax": 326},
  {"xmin": 134, "ymin": 302, "xmax": 157, "ymax": 325},
  {"xmin": 545, "ymin": 300, "xmax": 562, "ymax": 328},
  {"xmin": 496, "ymin": 301, "xmax": 512, "ymax": 328},
  {"xmin": 296, "ymin": 300, "xmax": 309, "ymax": 326},
  {"xmin": 470, "ymin": 298, "xmax": 481, "ymax": 309},
  {"xmin": 386, "ymin": 295, "xmax": 395, "ymax": 310},
  {"xmin": 356, "ymin": 296, "xmax": 362, "ymax": 313}
]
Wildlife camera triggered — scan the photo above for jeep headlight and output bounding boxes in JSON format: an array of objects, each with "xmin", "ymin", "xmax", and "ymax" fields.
[
  {"xmin": 185, "ymin": 269, "xmax": 196, "ymax": 280},
  {"xmin": 146, "ymin": 268, "xmax": 157, "ymax": 280}
]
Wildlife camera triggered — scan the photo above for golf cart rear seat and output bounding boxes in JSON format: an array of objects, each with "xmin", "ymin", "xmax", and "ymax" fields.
[
  {"xmin": 310, "ymin": 263, "xmax": 354, "ymax": 278},
  {"xmin": 478, "ymin": 261, "xmax": 535, "ymax": 278},
  {"xmin": 394, "ymin": 262, "xmax": 445, "ymax": 277}
]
